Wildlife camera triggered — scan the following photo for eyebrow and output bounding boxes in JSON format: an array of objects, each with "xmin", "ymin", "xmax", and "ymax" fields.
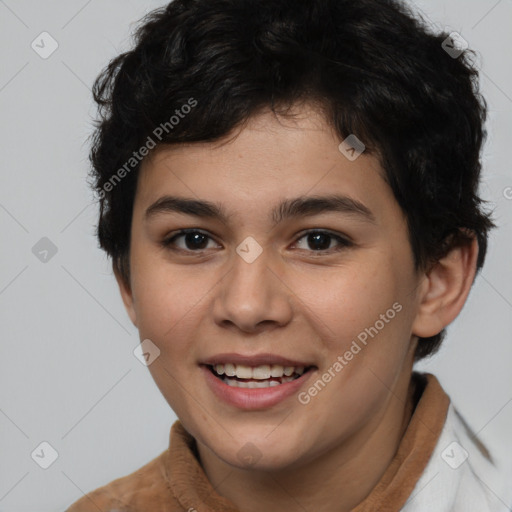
[{"xmin": 144, "ymin": 194, "xmax": 376, "ymax": 226}]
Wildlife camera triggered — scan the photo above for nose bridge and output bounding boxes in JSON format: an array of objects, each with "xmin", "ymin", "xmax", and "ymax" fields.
[
  {"xmin": 231, "ymin": 239, "xmax": 272, "ymax": 296},
  {"xmin": 213, "ymin": 236, "xmax": 292, "ymax": 331}
]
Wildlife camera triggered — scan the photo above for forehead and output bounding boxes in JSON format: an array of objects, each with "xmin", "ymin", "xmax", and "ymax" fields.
[{"xmin": 134, "ymin": 106, "xmax": 401, "ymax": 228}]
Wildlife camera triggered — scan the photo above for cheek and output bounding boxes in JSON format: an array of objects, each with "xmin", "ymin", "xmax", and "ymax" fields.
[
  {"xmin": 129, "ymin": 250, "xmax": 205, "ymax": 353},
  {"xmin": 130, "ymin": 260, "xmax": 209, "ymax": 413},
  {"xmin": 293, "ymin": 266, "xmax": 412, "ymax": 444},
  {"xmin": 292, "ymin": 256, "xmax": 415, "ymax": 412},
  {"xmin": 341, "ymin": 263, "xmax": 413, "ymax": 375},
  {"xmin": 290, "ymin": 257, "xmax": 402, "ymax": 346}
]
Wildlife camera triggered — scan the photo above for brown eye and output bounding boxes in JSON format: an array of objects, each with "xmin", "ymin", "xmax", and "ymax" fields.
[
  {"xmin": 294, "ymin": 230, "xmax": 352, "ymax": 253},
  {"xmin": 162, "ymin": 229, "xmax": 219, "ymax": 251}
]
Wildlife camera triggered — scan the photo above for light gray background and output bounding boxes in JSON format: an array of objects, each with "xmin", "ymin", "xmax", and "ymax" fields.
[{"xmin": 0, "ymin": 1, "xmax": 510, "ymax": 510}]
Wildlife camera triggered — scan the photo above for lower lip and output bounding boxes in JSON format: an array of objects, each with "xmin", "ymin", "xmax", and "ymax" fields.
[{"xmin": 200, "ymin": 365, "xmax": 316, "ymax": 410}]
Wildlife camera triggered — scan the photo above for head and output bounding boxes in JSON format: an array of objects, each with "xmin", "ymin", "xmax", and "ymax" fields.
[{"xmin": 89, "ymin": 0, "xmax": 494, "ymax": 471}]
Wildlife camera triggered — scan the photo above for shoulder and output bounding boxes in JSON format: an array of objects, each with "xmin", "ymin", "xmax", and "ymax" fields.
[{"xmin": 65, "ymin": 449, "xmax": 182, "ymax": 512}]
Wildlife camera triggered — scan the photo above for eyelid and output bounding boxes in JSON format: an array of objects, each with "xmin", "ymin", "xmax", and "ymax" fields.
[
  {"xmin": 161, "ymin": 228, "xmax": 353, "ymax": 253},
  {"xmin": 162, "ymin": 228, "xmax": 221, "ymax": 248},
  {"xmin": 293, "ymin": 228, "xmax": 353, "ymax": 244}
]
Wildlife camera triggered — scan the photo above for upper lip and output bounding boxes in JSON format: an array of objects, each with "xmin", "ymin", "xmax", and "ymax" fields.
[{"xmin": 201, "ymin": 353, "xmax": 315, "ymax": 367}]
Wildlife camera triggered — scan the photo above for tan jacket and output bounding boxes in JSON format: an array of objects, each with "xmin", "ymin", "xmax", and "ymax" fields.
[{"xmin": 66, "ymin": 373, "xmax": 511, "ymax": 511}]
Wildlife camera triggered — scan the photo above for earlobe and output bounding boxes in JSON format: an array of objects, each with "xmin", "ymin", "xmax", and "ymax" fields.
[
  {"xmin": 113, "ymin": 266, "xmax": 138, "ymax": 327},
  {"xmin": 411, "ymin": 236, "xmax": 479, "ymax": 338}
]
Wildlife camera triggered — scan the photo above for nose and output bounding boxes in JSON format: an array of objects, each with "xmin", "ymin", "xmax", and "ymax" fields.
[{"xmin": 212, "ymin": 242, "xmax": 294, "ymax": 334}]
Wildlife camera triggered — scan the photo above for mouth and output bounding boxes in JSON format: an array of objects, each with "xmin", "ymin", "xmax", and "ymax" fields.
[
  {"xmin": 199, "ymin": 353, "xmax": 318, "ymax": 409},
  {"xmin": 206, "ymin": 363, "xmax": 314, "ymax": 388},
  {"xmin": 199, "ymin": 354, "xmax": 318, "ymax": 409}
]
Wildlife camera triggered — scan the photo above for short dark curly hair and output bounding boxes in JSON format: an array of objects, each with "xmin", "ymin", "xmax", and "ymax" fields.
[{"xmin": 89, "ymin": 0, "xmax": 495, "ymax": 361}]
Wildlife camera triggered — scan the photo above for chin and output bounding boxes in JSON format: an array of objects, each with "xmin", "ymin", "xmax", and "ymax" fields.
[{"xmin": 210, "ymin": 428, "xmax": 309, "ymax": 472}]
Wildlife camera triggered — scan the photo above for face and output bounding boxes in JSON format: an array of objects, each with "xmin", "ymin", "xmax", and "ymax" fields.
[{"xmin": 118, "ymin": 104, "xmax": 425, "ymax": 472}]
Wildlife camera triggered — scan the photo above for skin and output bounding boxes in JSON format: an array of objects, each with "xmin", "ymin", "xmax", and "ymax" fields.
[{"xmin": 116, "ymin": 104, "xmax": 478, "ymax": 512}]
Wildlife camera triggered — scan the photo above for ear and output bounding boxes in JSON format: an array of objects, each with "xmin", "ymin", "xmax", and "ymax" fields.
[
  {"xmin": 114, "ymin": 265, "xmax": 138, "ymax": 327},
  {"xmin": 412, "ymin": 235, "xmax": 479, "ymax": 338}
]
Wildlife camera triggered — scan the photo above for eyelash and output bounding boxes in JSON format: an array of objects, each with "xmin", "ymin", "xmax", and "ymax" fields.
[{"xmin": 161, "ymin": 228, "xmax": 353, "ymax": 255}]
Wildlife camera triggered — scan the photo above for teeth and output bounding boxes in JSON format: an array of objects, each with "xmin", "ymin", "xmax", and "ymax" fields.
[
  {"xmin": 283, "ymin": 366, "xmax": 294, "ymax": 376},
  {"xmin": 222, "ymin": 376, "xmax": 296, "ymax": 388},
  {"xmin": 224, "ymin": 363, "xmax": 236, "ymax": 377},
  {"xmin": 252, "ymin": 365, "xmax": 271, "ymax": 379},
  {"xmin": 212, "ymin": 363, "xmax": 307, "ymax": 379},
  {"xmin": 212, "ymin": 363, "xmax": 309, "ymax": 389},
  {"xmin": 270, "ymin": 365, "xmax": 284, "ymax": 377},
  {"xmin": 235, "ymin": 364, "xmax": 253, "ymax": 379}
]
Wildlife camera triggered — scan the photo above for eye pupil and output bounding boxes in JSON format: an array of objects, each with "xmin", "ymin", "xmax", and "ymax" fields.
[
  {"xmin": 308, "ymin": 233, "xmax": 331, "ymax": 251},
  {"xmin": 185, "ymin": 232, "xmax": 208, "ymax": 250}
]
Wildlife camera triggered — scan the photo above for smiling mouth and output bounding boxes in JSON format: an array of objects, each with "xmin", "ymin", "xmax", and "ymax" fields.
[{"xmin": 206, "ymin": 363, "xmax": 315, "ymax": 388}]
